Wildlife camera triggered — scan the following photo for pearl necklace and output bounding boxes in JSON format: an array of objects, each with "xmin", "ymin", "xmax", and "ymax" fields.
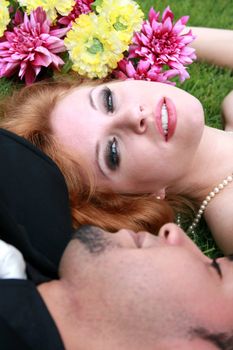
[{"xmin": 176, "ymin": 173, "xmax": 233, "ymax": 234}]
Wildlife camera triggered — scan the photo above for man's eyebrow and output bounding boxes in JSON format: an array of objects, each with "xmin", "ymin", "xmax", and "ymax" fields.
[
  {"xmin": 89, "ymin": 87, "xmax": 97, "ymax": 110},
  {"xmin": 227, "ymin": 254, "xmax": 233, "ymax": 261},
  {"xmin": 211, "ymin": 259, "xmax": 223, "ymax": 279}
]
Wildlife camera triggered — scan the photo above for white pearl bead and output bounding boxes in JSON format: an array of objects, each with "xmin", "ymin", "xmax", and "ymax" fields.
[{"xmin": 187, "ymin": 171, "xmax": 233, "ymax": 235}]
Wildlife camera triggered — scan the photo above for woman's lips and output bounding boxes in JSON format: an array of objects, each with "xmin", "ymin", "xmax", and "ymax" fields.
[
  {"xmin": 166, "ymin": 97, "xmax": 177, "ymax": 140},
  {"xmin": 155, "ymin": 97, "xmax": 177, "ymax": 141}
]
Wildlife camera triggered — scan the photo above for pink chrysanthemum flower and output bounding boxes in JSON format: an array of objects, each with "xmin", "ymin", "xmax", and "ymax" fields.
[
  {"xmin": 114, "ymin": 58, "xmax": 179, "ymax": 84},
  {"xmin": 58, "ymin": 0, "xmax": 94, "ymax": 26},
  {"xmin": 115, "ymin": 6, "xmax": 196, "ymax": 83},
  {"xmin": 0, "ymin": 7, "xmax": 68, "ymax": 84}
]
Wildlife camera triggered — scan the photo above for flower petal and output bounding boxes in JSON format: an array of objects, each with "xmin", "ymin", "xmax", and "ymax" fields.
[
  {"xmin": 148, "ymin": 7, "xmax": 159, "ymax": 23},
  {"xmin": 125, "ymin": 60, "xmax": 136, "ymax": 77},
  {"xmin": 137, "ymin": 59, "xmax": 150, "ymax": 74},
  {"xmin": 161, "ymin": 6, "xmax": 174, "ymax": 22},
  {"xmin": 162, "ymin": 17, "xmax": 172, "ymax": 33},
  {"xmin": 33, "ymin": 51, "xmax": 52, "ymax": 67},
  {"xmin": 24, "ymin": 65, "xmax": 37, "ymax": 85}
]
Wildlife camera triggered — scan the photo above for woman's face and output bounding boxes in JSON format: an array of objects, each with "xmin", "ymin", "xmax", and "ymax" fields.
[{"xmin": 51, "ymin": 80, "xmax": 204, "ymax": 194}]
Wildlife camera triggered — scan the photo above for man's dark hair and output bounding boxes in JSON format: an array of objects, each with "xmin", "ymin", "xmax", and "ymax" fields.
[{"xmin": 192, "ymin": 328, "xmax": 233, "ymax": 350}]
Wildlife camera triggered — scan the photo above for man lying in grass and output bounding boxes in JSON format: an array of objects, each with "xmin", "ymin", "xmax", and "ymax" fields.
[{"xmin": 1, "ymin": 224, "xmax": 233, "ymax": 350}]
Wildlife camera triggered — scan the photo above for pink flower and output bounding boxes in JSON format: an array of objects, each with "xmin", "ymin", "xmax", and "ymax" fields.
[
  {"xmin": 58, "ymin": 0, "xmax": 94, "ymax": 26},
  {"xmin": 0, "ymin": 7, "xmax": 68, "ymax": 84},
  {"xmin": 115, "ymin": 6, "xmax": 196, "ymax": 83},
  {"xmin": 113, "ymin": 58, "xmax": 178, "ymax": 85}
]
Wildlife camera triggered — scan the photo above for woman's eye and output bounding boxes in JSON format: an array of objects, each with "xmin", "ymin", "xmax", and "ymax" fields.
[
  {"xmin": 102, "ymin": 87, "xmax": 114, "ymax": 113},
  {"xmin": 105, "ymin": 137, "xmax": 120, "ymax": 171}
]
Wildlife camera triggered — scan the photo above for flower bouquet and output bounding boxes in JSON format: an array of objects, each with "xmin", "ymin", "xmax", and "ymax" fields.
[{"xmin": 0, "ymin": 0, "xmax": 196, "ymax": 85}]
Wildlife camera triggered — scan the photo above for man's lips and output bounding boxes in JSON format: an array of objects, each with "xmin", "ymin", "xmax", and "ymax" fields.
[
  {"xmin": 129, "ymin": 231, "xmax": 146, "ymax": 248},
  {"xmin": 155, "ymin": 97, "xmax": 177, "ymax": 141}
]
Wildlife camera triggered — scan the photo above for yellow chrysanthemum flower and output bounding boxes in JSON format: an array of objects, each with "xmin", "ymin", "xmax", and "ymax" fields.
[
  {"xmin": 65, "ymin": 13, "xmax": 125, "ymax": 78},
  {"xmin": 0, "ymin": 0, "xmax": 10, "ymax": 37},
  {"xmin": 96, "ymin": 0, "xmax": 144, "ymax": 46},
  {"xmin": 18, "ymin": 0, "xmax": 75, "ymax": 22}
]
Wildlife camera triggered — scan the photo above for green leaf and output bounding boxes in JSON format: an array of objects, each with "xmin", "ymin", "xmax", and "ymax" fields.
[
  {"xmin": 91, "ymin": 0, "xmax": 103, "ymax": 13},
  {"xmin": 61, "ymin": 58, "xmax": 73, "ymax": 74},
  {"xmin": 87, "ymin": 38, "xmax": 104, "ymax": 54},
  {"xmin": 113, "ymin": 21, "xmax": 128, "ymax": 31}
]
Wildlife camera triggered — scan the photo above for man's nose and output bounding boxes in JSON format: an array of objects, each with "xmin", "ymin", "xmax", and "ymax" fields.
[
  {"xmin": 114, "ymin": 104, "xmax": 152, "ymax": 134},
  {"xmin": 158, "ymin": 223, "xmax": 184, "ymax": 246},
  {"xmin": 158, "ymin": 223, "xmax": 211, "ymax": 262}
]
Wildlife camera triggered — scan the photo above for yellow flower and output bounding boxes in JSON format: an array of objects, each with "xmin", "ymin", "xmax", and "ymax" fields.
[
  {"xmin": 0, "ymin": 0, "xmax": 10, "ymax": 37},
  {"xmin": 65, "ymin": 13, "xmax": 125, "ymax": 78},
  {"xmin": 18, "ymin": 0, "xmax": 75, "ymax": 22},
  {"xmin": 96, "ymin": 0, "xmax": 144, "ymax": 46}
]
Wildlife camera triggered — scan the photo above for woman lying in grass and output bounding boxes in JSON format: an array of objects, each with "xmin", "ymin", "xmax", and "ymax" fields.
[{"xmin": 0, "ymin": 27, "xmax": 232, "ymax": 254}]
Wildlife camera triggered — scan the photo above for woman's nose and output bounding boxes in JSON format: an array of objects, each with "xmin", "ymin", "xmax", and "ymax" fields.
[{"xmin": 115, "ymin": 104, "xmax": 151, "ymax": 134}]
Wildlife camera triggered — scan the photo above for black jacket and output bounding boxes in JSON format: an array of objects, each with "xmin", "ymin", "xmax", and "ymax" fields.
[
  {"xmin": 0, "ymin": 128, "xmax": 73, "ymax": 282},
  {"xmin": 0, "ymin": 128, "xmax": 73, "ymax": 349},
  {"xmin": 0, "ymin": 280, "xmax": 65, "ymax": 350}
]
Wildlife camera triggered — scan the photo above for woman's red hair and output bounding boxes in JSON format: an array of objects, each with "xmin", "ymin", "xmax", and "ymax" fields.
[{"xmin": 0, "ymin": 77, "xmax": 191, "ymax": 234}]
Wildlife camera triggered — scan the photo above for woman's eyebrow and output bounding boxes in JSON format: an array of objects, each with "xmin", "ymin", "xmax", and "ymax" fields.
[
  {"xmin": 89, "ymin": 87, "xmax": 97, "ymax": 110},
  {"xmin": 96, "ymin": 141, "xmax": 108, "ymax": 178}
]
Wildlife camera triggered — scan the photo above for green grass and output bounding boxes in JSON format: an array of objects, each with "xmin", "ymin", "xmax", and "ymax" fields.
[{"xmin": 1, "ymin": 0, "xmax": 233, "ymax": 257}]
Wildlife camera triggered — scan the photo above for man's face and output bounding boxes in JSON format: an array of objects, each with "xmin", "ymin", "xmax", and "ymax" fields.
[{"xmin": 65, "ymin": 224, "xmax": 233, "ymax": 342}]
